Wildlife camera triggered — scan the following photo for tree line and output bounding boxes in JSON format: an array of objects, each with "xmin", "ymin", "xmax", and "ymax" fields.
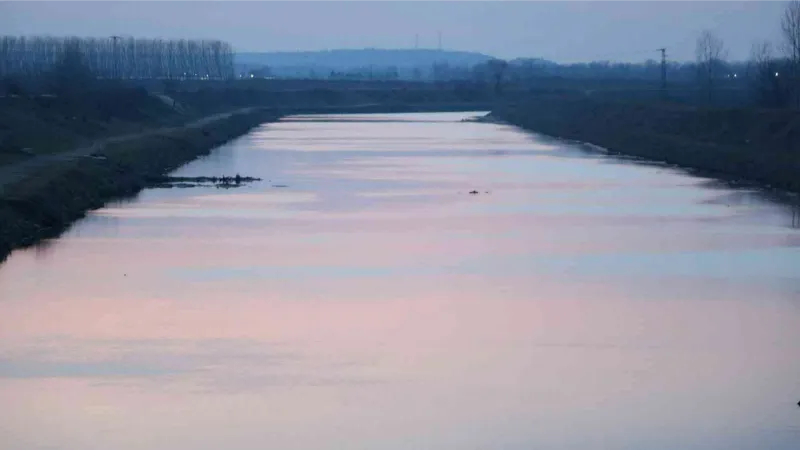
[
  {"xmin": 362, "ymin": 1, "xmax": 800, "ymax": 108},
  {"xmin": 463, "ymin": 1, "xmax": 800, "ymax": 108},
  {"xmin": 692, "ymin": 0, "xmax": 800, "ymax": 108},
  {"xmin": 0, "ymin": 35, "xmax": 235, "ymax": 80}
]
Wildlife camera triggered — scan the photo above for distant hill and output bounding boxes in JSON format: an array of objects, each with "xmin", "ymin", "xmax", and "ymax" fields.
[{"xmin": 236, "ymin": 49, "xmax": 495, "ymax": 70}]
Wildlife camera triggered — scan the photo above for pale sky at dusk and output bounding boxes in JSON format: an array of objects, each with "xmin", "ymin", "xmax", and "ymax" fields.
[{"xmin": 0, "ymin": 1, "xmax": 788, "ymax": 62}]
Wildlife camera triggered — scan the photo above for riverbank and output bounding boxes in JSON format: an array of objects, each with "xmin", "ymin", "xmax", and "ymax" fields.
[
  {"xmin": 492, "ymin": 97, "xmax": 800, "ymax": 193},
  {"xmin": 0, "ymin": 108, "xmax": 281, "ymax": 261},
  {"xmin": 0, "ymin": 95, "xmax": 495, "ymax": 261}
]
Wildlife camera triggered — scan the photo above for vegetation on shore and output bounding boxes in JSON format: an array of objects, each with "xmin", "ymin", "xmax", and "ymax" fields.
[
  {"xmin": 0, "ymin": 108, "xmax": 280, "ymax": 261},
  {"xmin": 4, "ymin": 0, "xmax": 800, "ymax": 259},
  {"xmin": 0, "ymin": 43, "xmax": 497, "ymax": 259},
  {"xmin": 493, "ymin": 96, "xmax": 800, "ymax": 193}
]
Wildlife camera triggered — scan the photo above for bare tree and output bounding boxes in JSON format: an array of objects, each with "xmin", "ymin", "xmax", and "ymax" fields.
[
  {"xmin": 50, "ymin": 39, "xmax": 93, "ymax": 99},
  {"xmin": 0, "ymin": 35, "xmax": 236, "ymax": 81},
  {"xmin": 695, "ymin": 30, "xmax": 727, "ymax": 103},
  {"xmin": 748, "ymin": 41, "xmax": 789, "ymax": 107},
  {"xmin": 782, "ymin": 0, "xmax": 800, "ymax": 106},
  {"xmin": 783, "ymin": 1, "xmax": 800, "ymax": 64},
  {"xmin": 486, "ymin": 59, "xmax": 508, "ymax": 94}
]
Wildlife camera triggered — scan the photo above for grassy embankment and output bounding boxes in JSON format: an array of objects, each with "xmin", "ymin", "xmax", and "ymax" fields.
[
  {"xmin": 0, "ymin": 107, "xmax": 280, "ymax": 261},
  {"xmin": 0, "ymin": 79, "xmax": 498, "ymax": 260},
  {"xmin": 1, "ymin": 79, "xmax": 494, "ymax": 167},
  {"xmin": 493, "ymin": 96, "xmax": 800, "ymax": 193},
  {"xmin": 0, "ymin": 87, "xmax": 186, "ymax": 166}
]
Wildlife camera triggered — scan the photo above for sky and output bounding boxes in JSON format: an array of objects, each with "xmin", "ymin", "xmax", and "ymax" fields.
[{"xmin": 0, "ymin": 1, "xmax": 788, "ymax": 62}]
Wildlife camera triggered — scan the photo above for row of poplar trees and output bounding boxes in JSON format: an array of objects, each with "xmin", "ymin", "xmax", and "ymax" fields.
[{"xmin": 0, "ymin": 36, "xmax": 235, "ymax": 80}]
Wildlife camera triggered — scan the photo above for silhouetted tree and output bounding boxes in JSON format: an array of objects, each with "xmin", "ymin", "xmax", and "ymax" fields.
[
  {"xmin": 50, "ymin": 39, "xmax": 93, "ymax": 98},
  {"xmin": 782, "ymin": 0, "xmax": 800, "ymax": 106},
  {"xmin": 748, "ymin": 41, "xmax": 789, "ymax": 107},
  {"xmin": 0, "ymin": 35, "xmax": 235, "ymax": 81},
  {"xmin": 486, "ymin": 59, "xmax": 508, "ymax": 94},
  {"xmin": 696, "ymin": 30, "xmax": 727, "ymax": 103}
]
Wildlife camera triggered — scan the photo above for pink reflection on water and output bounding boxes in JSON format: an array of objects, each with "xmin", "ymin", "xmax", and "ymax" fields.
[{"xmin": 1, "ymin": 112, "xmax": 799, "ymax": 450}]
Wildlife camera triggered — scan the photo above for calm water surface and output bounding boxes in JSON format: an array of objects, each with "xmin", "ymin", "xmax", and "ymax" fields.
[{"xmin": 1, "ymin": 112, "xmax": 799, "ymax": 450}]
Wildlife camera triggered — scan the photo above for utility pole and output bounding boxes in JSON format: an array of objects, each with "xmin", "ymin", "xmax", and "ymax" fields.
[
  {"xmin": 111, "ymin": 35, "xmax": 122, "ymax": 79},
  {"xmin": 657, "ymin": 47, "xmax": 667, "ymax": 100}
]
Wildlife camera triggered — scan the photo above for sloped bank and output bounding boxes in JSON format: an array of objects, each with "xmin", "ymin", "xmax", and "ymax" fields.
[
  {"xmin": 492, "ymin": 97, "xmax": 800, "ymax": 193},
  {"xmin": 0, "ymin": 108, "xmax": 281, "ymax": 261}
]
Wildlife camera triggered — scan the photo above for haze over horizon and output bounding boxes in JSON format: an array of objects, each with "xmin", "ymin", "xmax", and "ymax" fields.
[{"xmin": 0, "ymin": 1, "xmax": 788, "ymax": 63}]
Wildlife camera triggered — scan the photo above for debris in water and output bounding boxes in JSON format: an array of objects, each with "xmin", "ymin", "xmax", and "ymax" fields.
[{"xmin": 147, "ymin": 175, "xmax": 261, "ymax": 189}]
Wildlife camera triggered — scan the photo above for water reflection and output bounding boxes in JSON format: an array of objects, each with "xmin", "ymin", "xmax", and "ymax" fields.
[{"xmin": 0, "ymin": 112, "xmax": 799, "ymax": 450}]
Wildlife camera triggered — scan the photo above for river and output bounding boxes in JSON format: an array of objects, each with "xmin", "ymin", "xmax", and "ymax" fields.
[{"xmin": 1, "ymin": 112, "xmax": 799, "ymax": 450}]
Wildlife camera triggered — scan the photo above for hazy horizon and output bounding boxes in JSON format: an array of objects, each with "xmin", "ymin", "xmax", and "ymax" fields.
[{"xmin": 0, "ymin": 1, "xmax": 788, "ymax": 63}]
